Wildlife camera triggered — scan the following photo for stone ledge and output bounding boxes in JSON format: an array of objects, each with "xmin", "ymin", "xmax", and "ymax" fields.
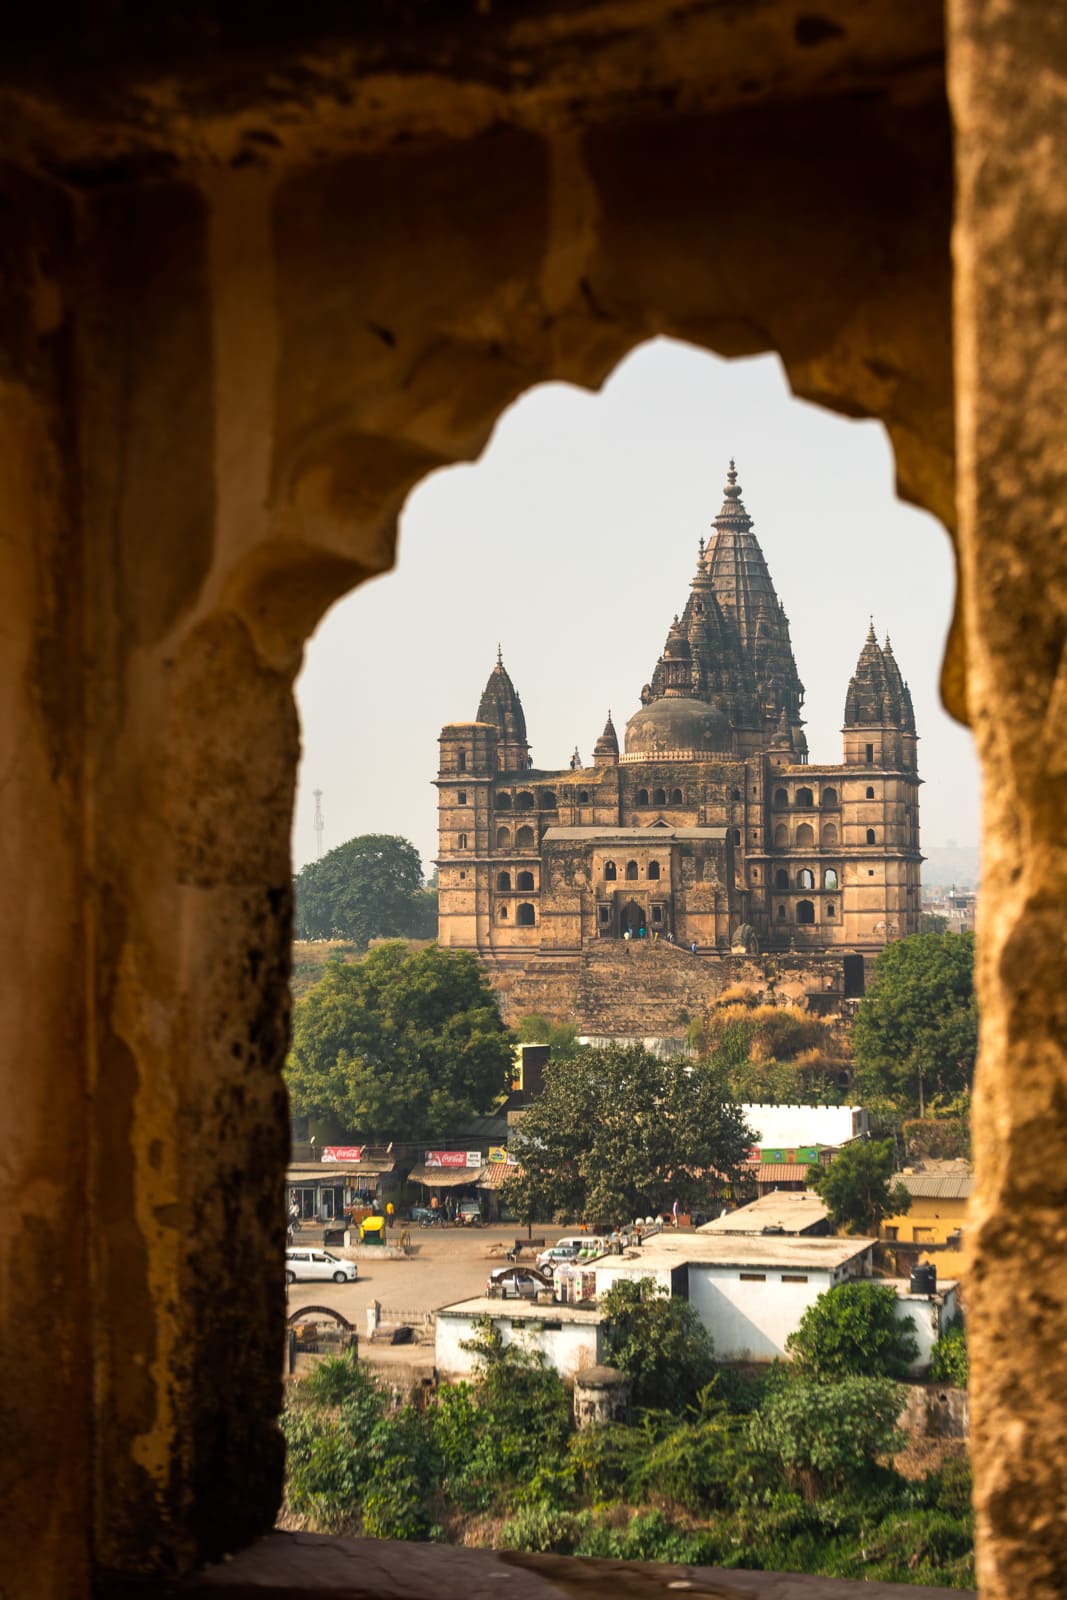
[{"xmin": 104, "ymin": 1531, "xmax": 975, "ymax": 1598}]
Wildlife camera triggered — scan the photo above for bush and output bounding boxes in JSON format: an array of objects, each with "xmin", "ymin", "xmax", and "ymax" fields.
[
  {"xmin": 930, "ymin": 1313, "xmax": 969, "ymax": 1388},
  {"xmin": 600, "ymin": 1278, "xmax": 716, "ymax": 1409},
  {"xmin": 747, "ymin": 1376, "xmax": 907, "ymax": 1500},
  {"xmin": 786, "ymin": 1281, "xmax": 918, "ymax": 1380}
]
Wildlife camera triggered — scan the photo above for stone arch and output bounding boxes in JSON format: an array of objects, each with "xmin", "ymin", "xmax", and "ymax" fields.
[
  {"xmin": 774, "ymin": 869, "xmax": 789, "ymax": 890},
  {"xmin": 821, "ymin": 786, "xmax": 838, "ymax": 807},
  {"xmin": 538, "ymin": 790, "xmax": 557, "ymax": 810},
  {"xmin": 604, "ymin": 860, "xmax": 617, "ymax": 881},
  {"xmin": 653, "ymin": 787, "xmax": 666, "ymax": 806},
  {"xmin": 796, "ymin": 822, "xmax": 815, "ymax": 846},
  {"xmin": 498, "ymin": 904, "xmax": 508, "ymax": 921},
  {"xmin": 866, "ymin": 785, "xmax": 876, "ymax": 799},
  {"xmin": 773, "ymin": 787, "xmax": 788, "ymax": 808},
  {"xmin": 495, "ymin": 792, "xmax": 512, "ymax": 811},
  {"xmin": 636, "ymin": 788, "xmax": 649, "ymax": 806},
  {"xmin": 578, "ymin": 789, "xmax": 590, "ymax": 804},
  {"xmin": 516, "ymin": 869, "xmax": 535, "ymax": 890},
  {"xmin": 19, "ymin": 56, "xmax": 992, "ymax": 1589},
  {"xmin": 797, "ymin": 868, "xmax": 815, "ymax": 889},
  {"xmin": 648, "ymin": 860, "xmax": 660, "ymax": 881},
  {"xmin": 496, "ymin": 826, "xmax": 511, "ymax": 848},
  {"xmin": 821, "ymin": 822, "xmax": 838, "ymax": 845},
  {"xmin": 866, "ymin": 827, "xmax": 877, "ymax": 844},
  {"xmin": 795, "ymin": 785, "xmax": 814, "ymax": 806},
  {"xmin": 515, "ymin": 790, "xmax": 535, "ymax": 810},
  {"xmin": 774, "ymin": 823, "xmax": 788, "ymax": 846},
  {"xmin": 824, "ymin": 867, "xmax": 839, "ymax": 889},
  {"xmin": 796, "ymin": 900, "xmax": 816, "ymax": 925},
  {"xmin": 670, "ymin": 788, "xmax": 683, "ymax": 805},
  {"xmin": 516, "ymin": 902, "xmax": 536, "ymax": 928},
  {"xmin": 516, "ymin": 825, "xmax": 535, "ymax": 848},
  {"xmin": 625, "ymin": 859, "xmax": 639, "ymax": 880},
  {"xmin": 496, "ymin": 871, "xmax": 511, "ymax": 891}
]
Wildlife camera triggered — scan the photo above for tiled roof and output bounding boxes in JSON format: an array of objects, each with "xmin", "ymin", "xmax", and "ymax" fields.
[
  {"xmin": 476, "ymin": 1161, "xmax": 523, "ymax": 1189},
  {"xmin": 753, "ymin": 1164, "xmax": 814, "ymax": 1182}
]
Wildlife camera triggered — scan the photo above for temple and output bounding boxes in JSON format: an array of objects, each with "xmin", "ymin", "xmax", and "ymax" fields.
[{"xmin": 436, "ymin": 464, "xmax": 921, "ymax": 957}]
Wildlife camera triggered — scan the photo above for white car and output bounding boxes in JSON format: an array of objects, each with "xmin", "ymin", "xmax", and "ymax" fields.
[
  {"xmin": 285, "ymin": 1247, "xmax": 358, "ymax": 1285},
  {"xmin": 486, "ymin": 1267, "xmax": 545, "ymax": 1299},
  {"xmin": 535, "ymin": 1243, "xmax": 582, "ymax": 1271}
]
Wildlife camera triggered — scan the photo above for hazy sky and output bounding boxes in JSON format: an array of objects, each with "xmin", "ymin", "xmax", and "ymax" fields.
[{"xmin": 294, "ymin": 339, "xmax": 980, "ymax": 875}]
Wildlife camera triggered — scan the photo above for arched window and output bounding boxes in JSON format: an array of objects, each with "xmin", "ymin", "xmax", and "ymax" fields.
[
  {"xmin": 866, "ymin": 828, "xmax": 876, "ymax": 844},
  {"xmin": 775, "ymin": 869, "xmax": 789, "ymax": 890},
  {"xmin": 821, "ymin": 823, "xmax": 838, "ymax": 845},
  {"xmin": 496, "ymin": 871, "xmax": 511, "ymax": 891},
  {"xmin": 824, "ymin": 868, "xmax": 839, "ymax": 889},
  {"xmin": 458, "ymin": 750, "xmax": 467, "ymax": 772},
  {"xmin": 730, "ymin": 788, "xmax": 741, "ymax": 802},
  {"xmin": 648, "ymin": 861, "xmax": 661, "ymax": 881},
  {"xmin": 539, "ymin": 791, "xmax": 557, "ymax": 810},
  {"xmin": 516, "ymin": 825, "xmax": 535, "ymax": 848},
  {"xmin": 604, "ymin": 860, "xmax": 617, "ymax": 881},
  {"xmin": 773, "ymin": 787, "xmax": 788, "ymax": 808},
  {"xmin": 777, "ymin": 904, "xmax": 787, "ymax": 920},
  {"xmin": 516, "ymin": 903, "xmax": 536, "ymax": 927},
  {"xmin": 498, "ymin": 904, "xmax": 508, "ymax": 921},
  {"xmin": 821, "ymin": 787, "xmax": 838, "ymax": 807},
  {"xmin": 625, "ymin": 860, "xmax": 639, "ymax": 880},
  {"xmin": 797, "ymin": 899, "xmax": 816, "ymax": 925},
  {"xmin": 495, "ymin": 792, "xmax": 512, "ymax": 810},
  {"xmin": 653, "ymin": 787, "xmax": 666, "ymax": 806},
  {"xmin": 826, "ymin": 901, "xmax": 837, "ymax": 918},
  {"xmin": 517, "ymin": 870, "xmax": 535, "ymax": 891},
  {"xmin": 457, "ymin": 791, "xmax": 467, "ymax": 806},
  {"xmin": 457, "ymin": 833, "xmax": 468, "ymax": 850},
  {"xmin": 496, "ymin": 826, "xmax": 511, "ymax": 848},
  {"xmin": 796, "ymin": 786, "xmax": 814, "ymax": 806},
  {"xmin": 796, "ymin": 822, "xmax": 815, "ymax": 846},
  {"xmin": 670, "ymin": 788, "xmax": 683, "ymax": 805},
  {"xmin": 516, "ymin": 791, "xmax": 534, "ymax": 810},
  {"xmin": 636, "ymin": 788, "xmax": 649, "ymax": 807},
  {"xmin": 774, "ymin": 823, "xmax": 788, "ymax": 846},
  {"xmin": 798, "ymin": 868, "xmax": 815, "ymax": 889},
  {"xmin": 865, "ymin": 786, "xmax": 876, "ymax": 799},
  {"xmin": 578, "ymin": 790, "xmax": 590, "ymax": 805},
  {"xmin": 865, "ymin": 742, "xmax": 875, "ymax": 763}
]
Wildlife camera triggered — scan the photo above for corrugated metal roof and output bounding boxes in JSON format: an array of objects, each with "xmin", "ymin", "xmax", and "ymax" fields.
[
  {"xmin": 700, "ymin": 1192, "xmax": 827, "ymax": 1234},
  {"xmin": 894, "ymin": 1172, "xmax": 974, "ymax": 1199}
]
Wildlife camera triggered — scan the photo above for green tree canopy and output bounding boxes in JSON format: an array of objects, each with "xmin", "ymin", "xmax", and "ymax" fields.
[
  {"xmin": 806, "ymin": 1139, "xmax": 911, "ymax": 1236},
  {"xmin": 853, "ymin": 931, "xmax": 977, "ymax": 1116},
  {"xmin": 748, "ymin": 1375, "xmax": 907, "ymax": 1500},
  {"xmin": 786, "ymin": 1281, "xmax": 918, "ymax": 1380},
  {"xmin": 294, "ymin": 834, "xmax": 436, "ymax": 945},
  {"xmin": 285, "ymin": 942, "xmax": 513, "ymax": 1142},
  {"xmin": 502, "ymin": 1043, "xmax": 752, "ymax": 1225},
  {"xmin": 599, "ymin": 1277, "xmax": 716, "ymax": 1409}
]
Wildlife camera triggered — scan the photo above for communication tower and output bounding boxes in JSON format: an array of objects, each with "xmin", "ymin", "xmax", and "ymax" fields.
[{"xmin": 313, "ymin": 788, "xmax": 325, "ymax": 859}]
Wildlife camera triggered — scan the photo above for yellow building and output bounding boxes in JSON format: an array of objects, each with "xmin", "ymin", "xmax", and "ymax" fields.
[{"xmin": 882, "ymin": 1169, "xmax": 973, "ymax": 1249}]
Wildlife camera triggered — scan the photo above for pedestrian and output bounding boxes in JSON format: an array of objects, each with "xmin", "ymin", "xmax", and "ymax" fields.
[
  {"xmin": 691, "ymin": 940, "xmax": 698, "ymax": 955},
  {"xmin": 672, "ymin": 1198, "xmax": 679, "ymax": 1228}
]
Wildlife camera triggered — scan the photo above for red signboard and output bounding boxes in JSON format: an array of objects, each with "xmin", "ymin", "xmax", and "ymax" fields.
[{"xmin": 321, "ymin": 1145, "xmax": 364, "ymax": 1163}]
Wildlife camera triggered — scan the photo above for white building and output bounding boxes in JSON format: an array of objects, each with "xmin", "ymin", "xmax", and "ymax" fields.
[
  {"xmin": 592, "ymin": 1235, "xmax": 875, "ymax": 1362},
  {"xmin": 698, "ymin": 1191, "xmax": 829, "ymax": 1236},
  {"xmin": 741, "ymin": 1104, "xmax": 868, "ymax": 1148},
  {"xmin": 434, "ymin": 1297, "xmax": 606, "ymax": 1382},
  {"xmin": 895, "ymin": 1280, "xmax": 960, "ymax": 1373}
]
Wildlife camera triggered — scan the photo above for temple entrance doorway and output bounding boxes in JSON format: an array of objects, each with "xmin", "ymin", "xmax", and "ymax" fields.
[{"xmin": 620, "ymin": 900, "xmax": 646, "ymax": 939}]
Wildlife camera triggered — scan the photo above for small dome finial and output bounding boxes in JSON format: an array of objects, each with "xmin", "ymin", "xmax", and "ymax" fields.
[
  {"xmin": 723, "ymin": 459, "xmax": 742, "ymax": 501},
  {"xmin": 496, "ymin": 642, "xmax": 503, "ymax": 666},
  {"xmin": 866, "ymin": 617, "xmax": 877, "ymax": 644}
]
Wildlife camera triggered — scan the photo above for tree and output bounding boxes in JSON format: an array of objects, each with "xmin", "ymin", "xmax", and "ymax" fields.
[
  {"xmin": 929, "ymin": 1314, "xmax": 968, "ymax": 1388},
  {"xmin": 502, "ymin": 1044, "xmax": 752, "ymax": 1225},
  {"xmin": 806, "ymin": 1140, "xmax": 911, "ymax": 1236},
  {"xmin": 294, "ymin": 834, "xmax": 435, "ymax": 946},
  {"xmin": 852, "ymin": 931, "xmax": 978, "ymax": 1117},
  {"xmin": 285, "ymin": 942, "xmax": 513, "ymax": 1142},
  {"xmin": 786, "ymin": 1282, "xmax": 918, "ymax": 1380},
  {"xmin": 599, "ymin": 1278, "xmax": 716, "ymax": 1409}
]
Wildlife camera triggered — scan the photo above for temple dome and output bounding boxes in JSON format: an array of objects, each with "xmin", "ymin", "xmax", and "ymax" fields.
[{"xmin": 624, "ymin": 696, "xmax": 731, "ymax": 757}]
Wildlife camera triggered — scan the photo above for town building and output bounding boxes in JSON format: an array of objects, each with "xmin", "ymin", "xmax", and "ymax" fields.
[
  {"xmin": 698, "ymin": 1190, "xmax": 829, "ymax": 1236},
  {"xmin": 435, "ymin": 1297, "xmax": 606, "ymax": 1382},
  {"xmin": 592, "ymin": 1233, "xmax": 876, "ymax": 1362},
  {"xmin": 437, "ymin": 465, "xmax": 922, "ymax": 964},
  {"xmin": 882, "ymin": 1166, "xmax": 973, "ymax": 1250}
]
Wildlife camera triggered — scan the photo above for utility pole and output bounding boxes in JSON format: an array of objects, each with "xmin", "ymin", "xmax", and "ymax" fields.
[{"xmin": 313, "ymin": 788, "xmax": 325, "ymax": 859}]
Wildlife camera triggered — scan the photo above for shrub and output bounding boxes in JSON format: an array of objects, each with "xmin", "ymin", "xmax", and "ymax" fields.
[
  {"xmin": 930, "ymin": 1313, "xmax": 969, "ymax": 1388},
  {"xmin": 747, "ymin": 1375, "xmax": 907, "ymax": 1500},
  {"xmin": 600, "ymin": 1277, "xmax": 716, "ymax": 1409},
  {"xmin": 786, "ymin": 1281, "xmax": 918, "ymax": 1380}
]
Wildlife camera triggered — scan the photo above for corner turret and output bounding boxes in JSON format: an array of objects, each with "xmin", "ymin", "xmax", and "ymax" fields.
[
  {"xmin": 476, "ymin": 648, "xmax": 531, "ymax": 771},
  {"xmin": 593, "ymin": 711, "xmax": 619, "ymax": 766}
]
